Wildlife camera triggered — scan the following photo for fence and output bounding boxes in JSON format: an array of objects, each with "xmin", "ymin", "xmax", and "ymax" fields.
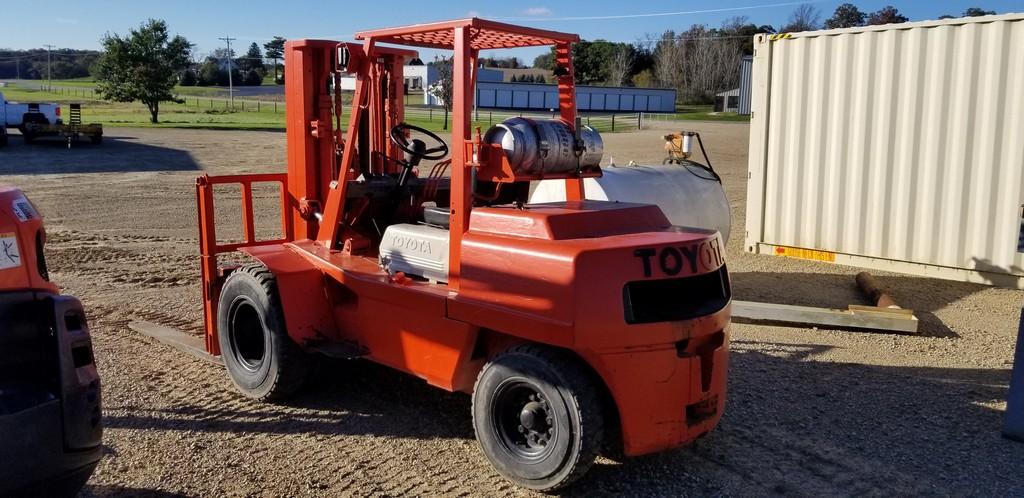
[
  {"xmin": 404, "ymin": 106, "xmax": 647, "ymax": 132},
  {"xmin": 35, "ymin": 85, "xmax": 288, "ymax": 113},
  {"xmin": 27, "ymin": 83, "xmax": 667, "ymax": 132}
]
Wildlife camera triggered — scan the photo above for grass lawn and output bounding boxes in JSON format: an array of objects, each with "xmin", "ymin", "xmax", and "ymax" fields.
[
  {"xmin": 43, "ymin": 79, "xmax": 236, "ymax": 98},
  {"xmin": 3, "ymin": 84, "xmax": 464, "ymax": 132},
  {"xmin": 669, "ymin": 104, "xmax": 751, "ymax": 122},
  {"xmin": 4, "ymin": 84, "xmax": 745, "ymax": 132}
]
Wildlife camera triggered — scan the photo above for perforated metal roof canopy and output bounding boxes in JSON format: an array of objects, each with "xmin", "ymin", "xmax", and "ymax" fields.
[{"xmin": 354, "ymin": 18, "xmax": 579, "ymax": 50}]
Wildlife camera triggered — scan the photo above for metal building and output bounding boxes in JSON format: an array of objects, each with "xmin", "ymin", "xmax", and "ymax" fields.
[
  {"xmin": 475, "ymin": 82, "xmax": 676, "ymax": 112},
  {"xmin": 738, "ymin": 55, "xmax": 752, "ymax": 115},
  {"xmin": 714, "ymin": 88, "xmax": 740, "ymax": 112},
  {"xmin": 404, "ymin": 65, "xmax": 503, "ymax": 106},
  {"xmin": 745, "ymin": 13, "xmax": 1024, "ymax": 287}
]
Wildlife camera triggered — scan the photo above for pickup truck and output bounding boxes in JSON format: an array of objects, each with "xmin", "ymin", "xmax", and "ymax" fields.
[{"xmin": 0, "ymin": 91, "xmax": 62, "ymax": 145}]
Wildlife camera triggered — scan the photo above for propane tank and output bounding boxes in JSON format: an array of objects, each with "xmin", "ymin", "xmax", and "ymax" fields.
[
  {"xmin": 482, "ymin": 117, "xmax": 603, "ymax": 175},
  {"xmin": 528, "ymin": 162, "xmax": 732, "ymax": 243}
]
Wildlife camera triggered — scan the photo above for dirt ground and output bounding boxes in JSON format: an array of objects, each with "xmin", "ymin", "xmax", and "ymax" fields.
[{"xmin": 3, "ymin": 123, "xmax": 1023, "ymax": 497}]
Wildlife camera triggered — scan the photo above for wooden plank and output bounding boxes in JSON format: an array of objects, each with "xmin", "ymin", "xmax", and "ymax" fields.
[
  {"xmin": 129, "ymin": 321, "xmax": 223, "ymax": 365},
  {"xmin": 731, "ymin": 300, "xmax": 919, "ymax": 333}
]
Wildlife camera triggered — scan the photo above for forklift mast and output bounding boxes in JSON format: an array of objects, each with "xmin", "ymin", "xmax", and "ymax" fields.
[{"xmin": 282, "ymin": 21, "xmax": 593, "ymax": 289}]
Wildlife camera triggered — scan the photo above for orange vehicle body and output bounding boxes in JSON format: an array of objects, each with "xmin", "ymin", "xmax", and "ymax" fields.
[
  {"xmin": 0, "ymin": 187, "xmax": 57, "ymax": 294},
  {"xmin": 0, "ymin": 187, "xmax": 103, "ymax": 495},
  {"xmin": 196, "ymin": 19, "xmax": 730, "ymax": 456}
]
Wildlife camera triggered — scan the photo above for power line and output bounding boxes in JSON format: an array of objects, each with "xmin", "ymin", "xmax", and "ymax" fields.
[
  {"xmin": 43, "ymin": 44, "xmax": 54, "ymax": 90},
  {"xmin": 218, "ymin": 36, "xmax": 236, "ymax": 107},
  {"xmin": 491, "ymin": 0, "xmax": 821, "ymax": 21}
]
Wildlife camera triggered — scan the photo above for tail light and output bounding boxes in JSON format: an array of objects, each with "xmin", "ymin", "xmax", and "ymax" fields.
[{"xmin": 55, "ymin": 106, "xmax": 61, "ymax": 117}]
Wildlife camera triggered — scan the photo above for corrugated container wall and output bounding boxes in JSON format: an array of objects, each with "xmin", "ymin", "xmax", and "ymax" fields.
[{"xmin": 746, "ymin": 14, "xmax": 1024, "ymax": 287}]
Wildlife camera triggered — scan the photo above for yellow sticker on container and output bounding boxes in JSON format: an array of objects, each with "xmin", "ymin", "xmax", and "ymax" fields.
[{"xmin": 773, "ymin": 245, "xmax": 835, "ymax": 263}]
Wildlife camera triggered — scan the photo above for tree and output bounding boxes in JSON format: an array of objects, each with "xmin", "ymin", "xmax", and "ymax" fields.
[
  {"xmin": 428, "ymin": 56, "xmax": 454, "ymax": 130},
  {"xmin": 533, "ymin": 52, "xmax": 554, "ymax": 70},
  {"xmin": 607, "ymin": 45, "xmax": 635, "ymax": 86},
  {"xmin": 243, "ymin": 69, "xmax": 263, "ymax": 86},
  {"xmin": 680, "ymin": 24, "xmax": 743, "ymax": 103},
  {"xmin": 780, "ymin": 4, "xmax": 821, "ymax": 32},
  {"xmin": 824, "ymin": 3, "xmax": 866, "ymax": 29},
  {"xmin": 180, "ymin": 68, "xmax": 198, "ymax": 86},
  {"xmin": 263, "ymin": 36, "xmax": 285, "ymax": 84},
  {"xmin": 95, "ymin": 19, "xmax": 192, "ymax": 123},
  {"xmin": 867, "ymin": 6, "xmax": 909, "ymax": 25},
  {"xmin": 963, "ymin": 7, "xmax": 997, "ymax": 16},
  {"xmin": 197, "ymin": 60, "xmax": 225, "ymax": 86},
  {"xmin": 715, "ymin": 16, "xmax": 775, "ymax": 54},
  {"xmin": 240, "ymin": 42, "xmax": 265, "ymax": 75},
  {"xmin": 652, "ymin": 31, "xmax": 685, "ymax": 91}
]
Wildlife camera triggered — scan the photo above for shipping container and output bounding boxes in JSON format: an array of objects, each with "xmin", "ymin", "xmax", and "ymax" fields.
[{"xmin": 745, "ymin": 14, "xmax": 1024, "ymax": 287}]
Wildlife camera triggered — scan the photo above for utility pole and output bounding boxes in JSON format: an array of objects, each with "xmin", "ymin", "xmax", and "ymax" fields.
[
  {"xmin": 218, "ymin": 37, "xmax": 236, "ymax": 109},
  {"xmin": 43, "ymin": 44, "xmax": 55, "ymax": 91}
]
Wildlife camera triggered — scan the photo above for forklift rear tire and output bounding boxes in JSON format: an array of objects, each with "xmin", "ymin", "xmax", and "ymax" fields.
[
  {"xmin": 217, "ymin": 264, "xmax": 316, "ymax": 401},
  {"xmin": 472, "ymin": 345, "xmax": 604, "ymax": 492}
]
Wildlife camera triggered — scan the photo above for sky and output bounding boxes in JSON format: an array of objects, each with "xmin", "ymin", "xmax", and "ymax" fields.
[{"xmin": 3, "ymin": 0, "xmax": 1022, "ymax": 62}]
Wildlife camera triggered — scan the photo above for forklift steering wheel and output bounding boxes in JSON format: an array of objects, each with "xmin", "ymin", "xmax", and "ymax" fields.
[{"xmin": 390, "ymin": 123, "xmax": 449, "ymax": 161}]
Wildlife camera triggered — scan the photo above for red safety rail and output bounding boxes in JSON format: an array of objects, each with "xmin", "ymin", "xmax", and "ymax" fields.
[{"xmin": 195, "ymin": 173, "xmax": 291, "ymax": 354}]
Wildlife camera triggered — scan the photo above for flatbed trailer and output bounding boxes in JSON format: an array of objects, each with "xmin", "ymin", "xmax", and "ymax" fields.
[{"xmin": 21, "ymin": 104, "xmax": 102, "ymax": 146}]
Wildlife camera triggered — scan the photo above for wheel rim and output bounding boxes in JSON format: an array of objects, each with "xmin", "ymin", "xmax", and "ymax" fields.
[
  {"xmin": 228, "ymin": 298, "xmax": 266, "ymax": 372},
  {"xmin": 492, "ymin": 378, "xmax": 557, "ymax": 461}
]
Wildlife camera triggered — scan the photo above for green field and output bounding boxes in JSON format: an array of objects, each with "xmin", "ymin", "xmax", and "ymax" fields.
[
  {"xmin": 3, "ymin": 85, "xmax": 287, "ymax": 130},
  {"xmin": 2, "ymin": 84, "xmax": 747, "ymax": 132},
  {"xmin": 671, "ymin": 105, "xmax": 751, "ymax": 122},
  {"xmin": 34, "ymin": 79, "xmax": 255, "ymax": 98}
]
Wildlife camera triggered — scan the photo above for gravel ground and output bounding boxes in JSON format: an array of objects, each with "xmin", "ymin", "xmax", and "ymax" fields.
[{"xmin": 2, "ymin": 124, "xmax": 1023, "ymax": 496}]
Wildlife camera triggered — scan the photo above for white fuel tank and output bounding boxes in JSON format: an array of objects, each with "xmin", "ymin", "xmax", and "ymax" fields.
[{"xmin": 529, "ymin": 162, "xmax": 732, "ymax": 243}]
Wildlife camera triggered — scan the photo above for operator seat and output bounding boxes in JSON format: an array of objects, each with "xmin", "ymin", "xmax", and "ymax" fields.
[{"xmin": 422, "ymin": 205, "xmax": 451, "ymax": 229}]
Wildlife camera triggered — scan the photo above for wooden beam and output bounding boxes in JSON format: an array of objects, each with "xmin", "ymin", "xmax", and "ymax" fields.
[{"xmin": 731, "ymin": 300, "xmax": 919, "ymax": 334}]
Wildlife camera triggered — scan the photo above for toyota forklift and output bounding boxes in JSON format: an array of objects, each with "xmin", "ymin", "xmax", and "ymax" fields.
[{"xmin": 196, "ymin": 18, "xmax": 731, "ymax": 491}]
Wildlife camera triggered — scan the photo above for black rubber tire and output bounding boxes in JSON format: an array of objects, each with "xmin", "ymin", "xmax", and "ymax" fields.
[
  {"xmin": 472, "ymin": 344, "xmax": 604, "ymax": 492},
  {"xmin": 217, "ymin": 264, "xmax": 316, "ymax": 401},
  {"xmin": 0, "ymin": 131, "xmax": 8, "ymax": 147},
  {"xmin": 90, "ymin": 134, "xmax": 102, "ymax": 145},
  {"xmin": 22, "ymin": 132, "xmax": 35, "ymax": 145}
]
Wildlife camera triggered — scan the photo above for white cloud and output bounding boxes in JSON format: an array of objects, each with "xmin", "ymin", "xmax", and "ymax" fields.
[
  {"xmin": 523, "ymin": 7, "xmax": 552, "ymax": 17},
  {"xmin": 467, "ymin": 10, "xmax": 481, "ymax": 17}
]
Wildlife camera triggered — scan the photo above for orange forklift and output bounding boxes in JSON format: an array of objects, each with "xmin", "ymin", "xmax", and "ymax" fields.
[{"xmin": 196, "ymin": 18, "xmax": 730, "ymax": 491}]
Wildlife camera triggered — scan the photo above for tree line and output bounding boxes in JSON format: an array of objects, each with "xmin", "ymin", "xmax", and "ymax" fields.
[
  {"xmin": 523, "ymin": 4, "xmax": 1001, "ymax": 104},
  {"xmin": 180, "ymin": 38, "xmax": 285, "ymax": 87},
  {"xmin": 0, "ymin": 49, "xmax": 101, "ymax": 79}
]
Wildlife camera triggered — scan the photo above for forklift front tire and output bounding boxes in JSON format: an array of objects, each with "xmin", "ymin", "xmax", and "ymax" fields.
[
  {"xmin": 217, "ymin": 264, "xmax": 316, "ymax": 401},
  {"xmin": 472, "ymin": 345, "xmax": 604, "ymax": 492}
]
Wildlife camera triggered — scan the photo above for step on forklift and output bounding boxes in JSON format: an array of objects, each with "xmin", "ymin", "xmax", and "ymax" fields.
[{"xmin": 196, "ymin": 18, "xmax": 731, "ymax": 491}]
